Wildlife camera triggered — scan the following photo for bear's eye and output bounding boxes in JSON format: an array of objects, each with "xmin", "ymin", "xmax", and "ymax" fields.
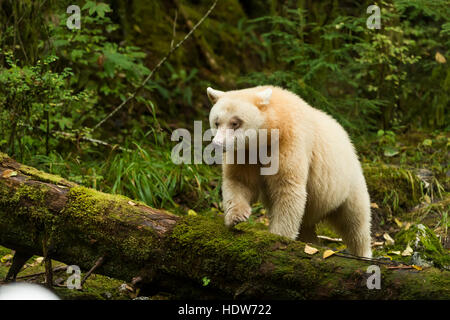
[
  {"xmin": 230, "ymin": 117, "xmax": 242, "ymax": 129},
  {"xmin": 214, "ymin": 121, "xmax": 219, "ymax": 128}
]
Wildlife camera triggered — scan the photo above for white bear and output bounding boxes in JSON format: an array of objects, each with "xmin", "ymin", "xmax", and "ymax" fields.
[{"xmin": 207, "ymin": 85, "xmax": 372, "ymax": 258}]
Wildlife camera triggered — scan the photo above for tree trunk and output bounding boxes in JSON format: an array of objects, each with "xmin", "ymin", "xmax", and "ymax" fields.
[{"xmin": 0, "ymin": 152, "xmax": 448, "ymax": 299}]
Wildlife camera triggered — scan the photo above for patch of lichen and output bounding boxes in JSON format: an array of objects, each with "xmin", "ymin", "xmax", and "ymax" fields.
[{"xmin": 364, "ymin": 163, "xmax": 424, "ymax": 214}]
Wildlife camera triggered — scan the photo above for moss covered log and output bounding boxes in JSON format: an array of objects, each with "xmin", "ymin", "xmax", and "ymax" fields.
[{"xmin": 0, "ymin": 152, "xmax": 449, "ymax": 299}]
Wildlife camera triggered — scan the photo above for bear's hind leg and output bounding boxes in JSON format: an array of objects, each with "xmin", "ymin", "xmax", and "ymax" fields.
[{"xmin": 327, "ymin": 192, "xmax": 372, "ymax": 258}]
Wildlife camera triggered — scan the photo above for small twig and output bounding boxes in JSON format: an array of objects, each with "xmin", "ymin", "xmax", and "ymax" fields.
[
  {"xmin": 317, "ymin": 235, "xmax": 342, "ymax": 242},
  {"xmin": 333, "ymin": 252, "xmax": 402, "ymax": 266},
  {"xmin": 92, "ymin": 0, "xmax": 219, "ymax": 131},
  {"xmin": 173, "ymin": 0, "xmax": 219, "ymax": 71},
  {"xmin": 53, "ymin": 131, "xmax": 132, "ymax": 152},
  {"xmin": 80, "ymin": 256, "xmax": 105, "ymax": 288}
]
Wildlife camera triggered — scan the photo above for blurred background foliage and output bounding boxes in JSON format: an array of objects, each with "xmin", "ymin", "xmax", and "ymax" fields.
[{"xmin": 0, "ymin": 0, "xmax": 448, "ymax": 239}]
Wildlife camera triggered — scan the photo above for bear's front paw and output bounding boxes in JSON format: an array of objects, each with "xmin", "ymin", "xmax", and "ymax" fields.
[{"xmin": 224, "ymin": 204, "xmax": 251, "ymax": 227}]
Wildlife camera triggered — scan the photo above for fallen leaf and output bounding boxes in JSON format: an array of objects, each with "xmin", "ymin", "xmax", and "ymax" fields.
[
  {"xmin": 435, "ymin": 52, "xmax": 446, "ymax": 64},
  {"xmin": 370, "ymin": 202, "xmax": 379, "ymax": 209},
  {"xmin": 389, "ymin": 250, "xmax": 401, "ymax": 255},
  {"xmin": 401, "ymin": 244, "xmax": 413, "ymax": 256},
  {"xmin": 412, "ymin": 265, "xmax": 422, "ymax": 271},
  {"xmin": 304, "ymin": 244, "xmax": 318, "ymax": 255},
  {"xmin": 35, "ymin": 257, "xmax": 44, "ymax": 264},
  {"xmin": 128, "ymin": 200, "xmax": 136, "ymax": 206},
  {"xmin": 1, "ymin": 254, "xmax": 13, "ymax": 263},
  {"xmin": 372, "ymin": 241, "xmax": 384, "ymax": 247},
  {"xmin": 323, "ymin": 249, "xmax": 335, "ymax": 259},
  {"xmin": 187, "ymin": 209, "xmax": 197, "ymax": 216},
  {"xmin": 382, "ymin": 255, "xmax": 393, "ymax": 260},
  {"xmin": 1, "ymin": 170, "xmax": 17, "ymax": 178},
  {"xmin": 383, "ymin": 233, "xmax": 395, "ymax": 245},
  {"xmin": 404, "ymin": 222, "xmax": 411, "ymax": 230}
]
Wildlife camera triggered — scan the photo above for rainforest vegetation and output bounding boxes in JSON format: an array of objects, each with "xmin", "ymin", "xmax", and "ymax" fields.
[{"xmin": 0, "ymin": 0, "xmax": 448, "ymax": 300}]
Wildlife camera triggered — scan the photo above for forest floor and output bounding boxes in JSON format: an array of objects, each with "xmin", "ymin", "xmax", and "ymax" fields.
[{"xmin": 0, "ymin": 129, "xmax": 448, "ymax": 299}]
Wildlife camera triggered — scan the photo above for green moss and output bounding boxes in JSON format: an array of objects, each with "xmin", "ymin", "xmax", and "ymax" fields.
[
  {"xmin": 167, "ymin": 215, "xmax": 286, "ymax": 284},
  {"xmin": 19, "ymin": 164, "xmax": 75, "ymax": 187},
  {"xmin": 60, "ymin": 186, "xmax": 157, "ymax": 263}
]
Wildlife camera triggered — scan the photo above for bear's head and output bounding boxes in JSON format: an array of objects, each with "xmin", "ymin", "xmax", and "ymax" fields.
[{"xmin": 206, "ymin": 86, "xmax": 273, "ymax": 151}]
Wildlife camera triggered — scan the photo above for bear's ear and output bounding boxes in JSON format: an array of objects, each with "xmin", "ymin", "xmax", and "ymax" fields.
[
  {"xmin": 256, "ymin": 88, "xmax": 272, "ymax": 106},
  {"xmin": 207, "ymin": 87, "xmax": 224, "ymax": 103}
]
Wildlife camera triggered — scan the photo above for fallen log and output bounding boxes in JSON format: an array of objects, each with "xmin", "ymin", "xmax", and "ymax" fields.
[{"xmin": 0, "ymin": 152, "xmax": 449, "ymax": 299}]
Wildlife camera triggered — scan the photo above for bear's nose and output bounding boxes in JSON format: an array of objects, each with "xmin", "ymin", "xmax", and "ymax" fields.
[{"xmin": 212, "ymin": 140, "xmax": 225, "ymax": 150}]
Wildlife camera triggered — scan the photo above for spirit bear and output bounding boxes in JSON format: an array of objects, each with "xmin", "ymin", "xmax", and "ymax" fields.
[{"xmin": 207, "ymin": 85, "xmax": 372, "ymax": 258}]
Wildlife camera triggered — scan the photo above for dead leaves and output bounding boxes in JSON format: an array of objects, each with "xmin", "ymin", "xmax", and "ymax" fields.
[
  {"xmin": 304, "ymin": 244, "xmax": 318, "ymax": 255},
  {"xmin": 323, "ymin": 249, "xmax": 335, "ymax": 259},
  {"xmin": 304, "ymin": 245, "xmax": 336, "ymax": 259}
]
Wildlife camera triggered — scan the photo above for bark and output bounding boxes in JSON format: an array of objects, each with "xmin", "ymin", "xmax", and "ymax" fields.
[{"xmin": 0, "ymin": 152, "xmax": 449, "ymax": 299}]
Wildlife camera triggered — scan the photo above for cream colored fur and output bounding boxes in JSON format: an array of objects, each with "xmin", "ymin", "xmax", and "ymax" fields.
[{"xmin": 207, "ymin": 85, "xmax": 372, "ymax": 258}]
